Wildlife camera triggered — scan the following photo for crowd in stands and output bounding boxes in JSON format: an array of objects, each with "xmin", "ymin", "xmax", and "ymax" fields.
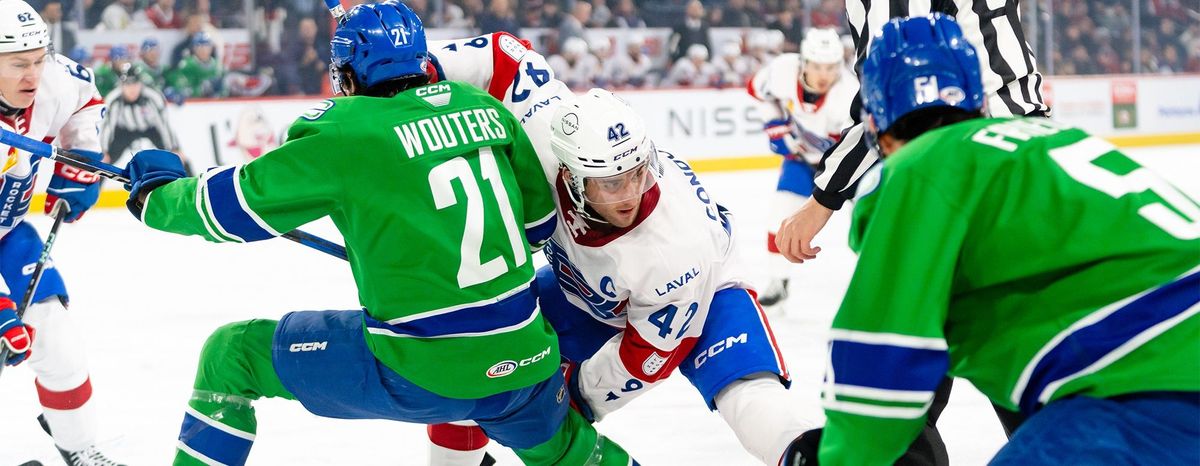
[
  {"xmin": 31, "ymin": 0, "xmax": 1200, "ymax": 99},
  {"xmin": 1051, "ymin": 0, "xmax": 1199, "ymax": 75}
]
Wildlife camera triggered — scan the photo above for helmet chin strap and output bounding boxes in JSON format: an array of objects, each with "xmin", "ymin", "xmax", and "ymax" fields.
[{"xmin": 0, "ymin": 92, "xmax": 22, "ymax": 117}]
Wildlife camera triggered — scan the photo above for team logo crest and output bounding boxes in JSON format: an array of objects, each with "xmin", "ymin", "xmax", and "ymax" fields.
[{"xmin": 641, "ymin": 352, "xmax": 668, "ymax": 376}]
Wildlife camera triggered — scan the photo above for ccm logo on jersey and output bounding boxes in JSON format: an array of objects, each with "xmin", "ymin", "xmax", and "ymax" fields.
[
  {"xmin": 289, "ymin": 341, "xmax": 328, "ymax": 352},
  {"xmin": 487, "ymin": 346, "xmax": 552, "ymax": 378},
  {"xmin": 655, "ymin": 266, "xmax": 701, "ymax": 296},
  {"xmin": 416, "ymin": 83, "xmax": 452, "ymax": 96},
  {"xmin": 693, "ymin": 333, "xmax": 748, "ymax": 369}
]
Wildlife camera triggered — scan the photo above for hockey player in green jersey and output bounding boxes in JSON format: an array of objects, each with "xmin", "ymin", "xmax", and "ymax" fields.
[
  {"xmin": 119, "ymin": 2, "xmax": 636, "ymax": 465},
  {"xmin": 811, "ymin": 14, "xmax": 1200, "ymax": 466}
]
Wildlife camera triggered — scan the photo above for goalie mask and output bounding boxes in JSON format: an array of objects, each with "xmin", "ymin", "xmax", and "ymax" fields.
[{"xmin": 550, "ymin": 88, "xmax": 661, "ymax": 225}]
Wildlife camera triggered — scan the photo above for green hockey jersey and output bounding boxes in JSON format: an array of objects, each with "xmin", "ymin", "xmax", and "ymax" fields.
[
  {"xmin": 169, "ymin": 55, "xmax": 224, "ymax": 97},
  {"xmin": 141, "ymin": 81, "xmax": 561, "ymax": 399},
  {"xmin": 820, "ymin": 117, "xmax": 1200, "ymax": 465}
]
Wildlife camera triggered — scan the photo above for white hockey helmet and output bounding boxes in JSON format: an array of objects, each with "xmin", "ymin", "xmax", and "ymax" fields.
[
  {"xmin": 550, "ymin": 88, "xmax": 660, "ymax": 220},
  {"xmin": 0, "ymin": 0, "xmax": 49, "ymax": 54},
  {"xmin": 801, "ymin": 28, "xmax": 843, "ymax": 64}
]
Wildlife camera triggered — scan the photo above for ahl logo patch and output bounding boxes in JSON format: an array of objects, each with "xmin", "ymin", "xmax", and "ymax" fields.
[{"xmin": 487, "ymin": 360, "xmax": 518, "ymax": 378}]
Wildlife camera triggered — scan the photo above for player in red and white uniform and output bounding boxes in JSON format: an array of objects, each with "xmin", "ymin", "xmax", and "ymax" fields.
[
  {"xmin": 425, "ymin": 32, "xmax": 819, "ymax": 466},
  {"xmin": 746, "ymin": 28, "xmax": 857, "ymax": 309},
  {"xmin": 0, "ymin": 1, "xmax": 120, "ymax": 464}
]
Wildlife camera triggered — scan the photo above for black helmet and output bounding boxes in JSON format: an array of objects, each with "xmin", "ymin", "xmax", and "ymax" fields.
[{"xmin": 117, "ymin": 62, "xmax": 142, "ymax": 84}]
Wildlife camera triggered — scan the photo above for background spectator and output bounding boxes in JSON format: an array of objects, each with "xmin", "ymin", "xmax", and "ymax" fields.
[
  {"xmin": 607, "ymin": 0, "xmax": 644, "ymax": 28},
  {"xmin": 559, "ymin": 1, "xmax": 591, "ymax": 44},
  {"xmin": 605, "ymin": 34, "xmax": 653, "ymax": 88},
  {"xmin": 548, "ymin": 36, "xmax": 601, "ymax": 89},
  {"xmin": 40, "ymin": 1, "xmax": 76, "ymax": 53},
  {"xmin": 477, "ymin": 0, "xmax": 519, "ymax": 34},
  {"xmin": 145, "ymin": 0, "xmax": 183, "ymax": 28},
  {"xmin": 668, "ymin": 0, "xmax": 710, "ymax": 62},
  {"xmin": 100, "ymin": 0, "xmax": 136, "ymax": 30},
  {"xmin": 279, "ymin": 18, "xmax": 328, "ymax": 95}
]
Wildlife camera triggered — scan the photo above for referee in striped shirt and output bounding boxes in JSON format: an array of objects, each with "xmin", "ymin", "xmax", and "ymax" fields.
[
  {"xmin": 101, "ymin": 62, "xmax": 191, "ymax": 174},
  {"xmin": 775, "ymin": 0, "xmax": 1050, "ymax": 264}
]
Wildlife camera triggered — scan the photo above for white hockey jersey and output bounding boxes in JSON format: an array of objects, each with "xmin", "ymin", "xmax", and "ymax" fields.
[
  {"xmin": 747, "ymin": 53, "xmax": 857, "ymax": 163},
  {"xmin": 0, "ymin": 53, "xmax": 104, "ymax": 240},
  {"xmin": 433, "ymin": 33, "xmax": 753, "ymax": 420}
]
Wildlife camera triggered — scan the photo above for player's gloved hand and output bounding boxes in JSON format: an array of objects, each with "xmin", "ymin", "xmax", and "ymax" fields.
[
  {"xmin": 45, "ymin": 149, "xmax": 102, "ymax": 223},
  {"xmin": 764, "ymin": 118, "xmax": 803, "ymax": 157},
  {"xmin": 561, "ymin": 360, "xmax": 597, "ymax": 423},
  {"xmin": 781, "ymin": 427, "xmax": 822, "ymax": 466},
  {"xmin": 0, "ymin": 297, "xmax": 35, "ymax": 366},
  {"xmin": 124, "ymin": 149, "xmax": 187, "ymax": 219}
]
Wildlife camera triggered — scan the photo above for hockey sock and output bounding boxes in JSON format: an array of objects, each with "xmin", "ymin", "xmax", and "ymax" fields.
[
  {"xmin": 513, "ymin": 409, "xmax": 635, "ymax": 466},
  {"xmin": 174, "ymin": 320, "xmax": 293, "ymax": 466},
  {"xmin": 428, "ymin": 422, "xmax": 489, "ymax": 466},
  {"xmin": 715, "ymin": 374, "xmax": 818, "ymax": 465},
  {"xmin": 175, "ymin": 391, "xmax": 256, "ymax": 466}
]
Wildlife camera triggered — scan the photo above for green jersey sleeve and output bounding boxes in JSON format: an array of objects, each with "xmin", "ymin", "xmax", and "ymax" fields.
[
  {"xmin": 819, "ymin": 166, "xmax": 966, "ymax": 466},
  {"xmin": 493, "ymin": 103, "xmax": 556, "ymax": 248},
  {"xmin": 141, "ymin": 118, "xmax": 347, "ymax": 243}
]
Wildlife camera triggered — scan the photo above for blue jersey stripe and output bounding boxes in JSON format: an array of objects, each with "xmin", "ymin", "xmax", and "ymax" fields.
[
  {"xmin": 525, "ymin": 213, "xmax": 556, "ymax": 247},
  {"xmin": 179, "ymin": 412, "xmax": 253, "ymax": 466},
  {"xmin": 830, "ymin": 340, "xmax": 949, "ymax": 392},
  {"xmin": 364, "ymin": 287, "xmax": 537, "ymax": 338},
  {"xmin": 205, "ymin": 167, "xmax": 275, "ymax": 242},
  {"xmin": 1019, "ymin": 271, "xmax": 1200, "ymax": 414}
]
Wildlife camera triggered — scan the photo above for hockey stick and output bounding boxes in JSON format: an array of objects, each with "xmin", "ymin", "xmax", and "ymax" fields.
[
  {"xmin": 0, "ymin": 128, "xmax": 349, "ymax": 261},
  {"xmin": 323, "ymin": 0, "xmax": 348, "ymax": 23},
  {"xmin": 0, "ymin": 200, "xmax": 69, "ymax": 379}
]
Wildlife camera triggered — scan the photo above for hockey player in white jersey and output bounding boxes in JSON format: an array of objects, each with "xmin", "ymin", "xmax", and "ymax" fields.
[
  {"xmin": 424, "ymin": 31, "xmax": 820, "ymax": 466},
  {"xmin": 746, "ymin": 28, "xmax": 857, "ymax": 308},
  {"xmin": 0, "ymin": 1, "xmax": 124, "ymax": 464}
]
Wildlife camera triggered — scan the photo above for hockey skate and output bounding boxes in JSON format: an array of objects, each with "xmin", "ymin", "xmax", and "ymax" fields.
[
  {"xmin": 56, "ymin": 445, "xmax": 127, "ymax": 466},
  {"xmin": 37, "ymin": 415, "xmax": 127, "ymax": 466},
  {"xmin": 758, "ymin": 278, "xmax": 790, "ymax": 308}
]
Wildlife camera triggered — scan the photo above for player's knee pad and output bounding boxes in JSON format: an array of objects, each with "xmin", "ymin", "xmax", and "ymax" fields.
[
  {"xmin": 23, "ymin": 298, "xmax": 89, "ymax": 390},
  {"xmin": 715, "ymin": 374, "xmax": 817, "ymax": 465},
  {"xmin": 776, "ymin": 158, "xmax": 815, "ymax": 197},
  {"xmin": 0, "ymin": 222, "xmax": 69, "ymax": 303},
  {"xmin": 195, "ymin": 319, "xmax": 277, "ymax": 395},
  {"xmin": 679, "ymin": 288, "xmax": 790, "ymax": 409}
]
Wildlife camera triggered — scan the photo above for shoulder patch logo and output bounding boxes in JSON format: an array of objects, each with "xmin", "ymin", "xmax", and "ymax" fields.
[
  {"xmin": 416, "ymin": 83, "xmax": 453, "ymax": 107},
  {"xmin": 497, "ymin": 34, "xmax": 528, "ymax": 61},
  {"xmin": 642, "ymin": 352, "xmax": 668, "ymax": 376},
  {"xmin": 301, "ymin": 99, "xmax": 335, "ymax": 121}
]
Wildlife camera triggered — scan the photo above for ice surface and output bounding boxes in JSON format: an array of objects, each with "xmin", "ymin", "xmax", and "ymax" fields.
[{"xmin": 1, "ymin": 145, "xmax": 1196, "ymax": 465}]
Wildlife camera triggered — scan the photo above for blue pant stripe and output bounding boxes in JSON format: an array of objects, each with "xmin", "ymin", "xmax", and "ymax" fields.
[
  {"xmin": 1019, "ymin": 272, "xmax": 1200, "ymax": 413},
  {"xmin": 179, "ymin": 411, "xmax": 253, "ymax": 466},
  {"xmin": 205, "ymin": 167, "xmax": 275, "ymax": 242}
]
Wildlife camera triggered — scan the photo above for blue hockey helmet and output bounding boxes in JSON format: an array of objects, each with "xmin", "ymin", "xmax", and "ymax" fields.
[
  {"xmin": 329, "ymin": 0, "xmax": 429, "ymax": 94},
  {"xmin": 860, "ymin": 13, "xmax": 984, "ymax": 136},
  {"xmin": 108, "ymin": 45, "xmax": 130, "ymax": 62}
]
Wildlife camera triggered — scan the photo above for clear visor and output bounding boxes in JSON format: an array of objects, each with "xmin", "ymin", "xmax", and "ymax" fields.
[
  {"xmin": 0, "ymin": 50, "xmax": 49, "ymax": 80},
  {"xmin": 582, "ymin": 159, "xmax": 658, "ymax": 205}
]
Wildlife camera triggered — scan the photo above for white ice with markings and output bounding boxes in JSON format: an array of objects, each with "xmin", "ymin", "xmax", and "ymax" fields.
[{"xmin": 1, "ymin": 145, "xmax": 1196, "ymax": 465}]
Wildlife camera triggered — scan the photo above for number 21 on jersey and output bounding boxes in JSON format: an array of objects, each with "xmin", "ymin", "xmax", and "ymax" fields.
[{"xmin": 428, "ymin": 147, "xmax": 528, "ymax": 288}]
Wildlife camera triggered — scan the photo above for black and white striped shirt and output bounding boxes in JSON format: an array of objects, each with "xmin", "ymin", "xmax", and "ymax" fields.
[
  {"xmin": 100, "ymin": 86, "xmax": 179, "ymax": 154},
  {"xmin": 813, "ymin": 0, "xmax": 1050, "ymax": 209}
]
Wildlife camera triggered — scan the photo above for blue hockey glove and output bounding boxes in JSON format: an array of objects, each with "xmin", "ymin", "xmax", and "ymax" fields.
[
  {"xmin": 561, "ymin": 360, "xmax": 596, "ymax": 423},
  {"xmin": 45, "ymin": 149, "xmax": 102, "ymax": 223},
  {"xmin": 0, "ymin": 298, "xmax": 35, "ymax": 366},
  {"xmin": 764, "ymin": 118, "xmax": 803, "ymax": 157},
  {"xmin": 124, "ymin": 149, "xmax": 188, "ymax": 219}
]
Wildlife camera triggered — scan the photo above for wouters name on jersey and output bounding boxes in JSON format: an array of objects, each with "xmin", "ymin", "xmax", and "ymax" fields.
[
  {"xmin": 0, "ymin": 53, "xmax": 104, "ymax": 238},
  {"xmin": 748, "ymin": 53, "xmax": 857, "ymax": 164}
]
